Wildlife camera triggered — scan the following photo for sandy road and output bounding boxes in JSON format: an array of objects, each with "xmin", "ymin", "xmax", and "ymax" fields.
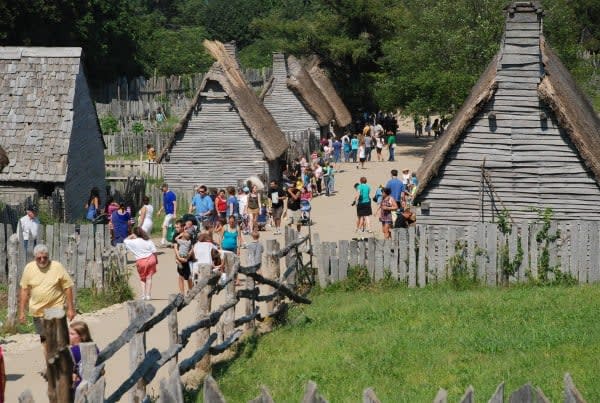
[{"xmin": 3, "ymin": 132, "xmax": 434, "ymax": 402}]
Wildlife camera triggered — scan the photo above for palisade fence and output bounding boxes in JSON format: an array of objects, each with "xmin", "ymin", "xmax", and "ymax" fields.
[
  {"xmin": 0, "ymin": 224, "xmax": 119, "ymax": 329},
  {"xmin": 105, "ymin": 160, "xmax": 163, "ymax": 180},
  {"xmin": 103, "ymin": 132, "xmax": 172, "ymax": 157},
  {"xmin": 17, "ymin": 230, "xmax": 312, "ymax": 403},
  {"xmin": 93, "ymin": 68, "xmax": 272, "ymax": 123},
  {"xmin": 285, "ymin": 129, "xmax": 320, "ymax": 162},
  {"xmin": 313, "ymin": 221, "xmax": 600, "ymax": 288}
]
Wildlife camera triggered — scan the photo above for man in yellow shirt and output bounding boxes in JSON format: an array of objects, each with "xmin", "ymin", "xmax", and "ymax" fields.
[{"xmin": 19, "ymin": 244, "xmax": 76, "ymax": 345}]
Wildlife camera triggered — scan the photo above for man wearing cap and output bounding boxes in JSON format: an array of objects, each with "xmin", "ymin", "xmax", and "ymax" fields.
[
  {"xmin": 157, "ymin": 183, "xmax": 177, "ymax": 246},
  {"xmin": 190, "ymin": 185, "xmax": 214, "ymax": 227},
  {"xmin": 18, "ymin": 206, "xmax": 40, "ymax": 253}
]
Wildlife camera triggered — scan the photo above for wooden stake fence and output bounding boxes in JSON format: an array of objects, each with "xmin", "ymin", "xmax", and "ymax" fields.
[
  {"xmin": 201, "ymin": 373, "xmax": 587, "ymax": 403},
  {"xmin": 314, "ymin": 221, "xmax": 600, "ymax": 287}
]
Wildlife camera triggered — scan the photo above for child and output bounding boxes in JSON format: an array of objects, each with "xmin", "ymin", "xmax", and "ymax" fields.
[
  {"xmin": 175, "ymin": 231, "xmax": 192, "ymax": 260},
  {"xmin": 69, "ymin": 321, "xmax": 98, "ymax": 392},
  {"xmin": 246, "ymin": 231, "xmax": 264, "ymax": 272}
]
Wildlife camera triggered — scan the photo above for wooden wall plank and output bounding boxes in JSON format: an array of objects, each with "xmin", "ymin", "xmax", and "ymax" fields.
[
  {"xmin": 408, "ymin": 227, "xmax": 417, "ymax": 288},
  {"xmin": 349, "ymin": 240, "xmax": 358, "ymax": 269},
  {"xmin": 589, "ymin": 222, "xmax": 600, "ymax": 283},
  {"xmin": 367, "ymin": 238, "xmax": 376, "ymax": 279},
  {"xmin": 375, "ymin": 239, "xmax": 384, "ymax": 281},
  {"xmin": 486, "ymin": 223, "xmax": 497, "ymax": 286},
  {"xmin": 427, "ymin": 229, "xmax": 437, "ymax": 284},
  {"xmin": 417, "ymin": 226, "xmax": 427, "ymax": 288},
  {"xmin": 398, "ymin": 229, "xmax": 408, "ymax": 282}
]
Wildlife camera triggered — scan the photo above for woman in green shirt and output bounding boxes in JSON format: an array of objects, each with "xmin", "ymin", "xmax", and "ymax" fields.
[{"xmin": 353, "ymin": 177, "xmax": 373, "ymax": 233}]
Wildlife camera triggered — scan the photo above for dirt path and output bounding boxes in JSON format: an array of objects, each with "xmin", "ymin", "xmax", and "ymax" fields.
[{"xmin": 3, "ymin": 132, "xmax": 433, "ymax": 402}]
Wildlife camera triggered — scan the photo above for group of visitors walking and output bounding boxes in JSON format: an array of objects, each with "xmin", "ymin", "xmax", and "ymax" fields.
[{"xmin": 352, "ymin": 169, "xmax": 418, "ymax": 239}]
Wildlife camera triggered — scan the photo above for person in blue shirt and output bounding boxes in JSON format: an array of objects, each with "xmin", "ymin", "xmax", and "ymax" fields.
[
  {"xmin": 350, "ymin": 135, "xmax": 359, "ymax": 163},
  {"xmin": 385, "ymin": 169, "xmax": 405, "ymax": 202},
  {"xmin": 385, "ymin": 170, "xmax": 404, "ymax": 224},
  {"xmin": 158, "ymin": 183, "xmax": 177, "ymax": 246},
  {"xmin": 190, "ymin": 184, "xmax": 214, "ymax": 226}
]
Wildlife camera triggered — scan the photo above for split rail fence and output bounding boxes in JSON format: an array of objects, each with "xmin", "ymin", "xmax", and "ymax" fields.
[
  {"xmin": 17, "ymin": 232, "xmax": 312, "ymax": 403},
  {"xmin": 201, "ymin": 373, "xmax": 587, "ymax": 403},
  {"xmin": 314, "ymin": 221, "xmax": 600, "ymax": 288}
]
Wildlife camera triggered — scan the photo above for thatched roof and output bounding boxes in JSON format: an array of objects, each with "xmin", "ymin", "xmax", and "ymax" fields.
[
  {"xmin": 415, "ymin": 54, "xmax": 499, "ymax": 197},
  {"xmin": 286, "ymin": 55, "xmax": 335, "ymax": 127},
  {"xmin": 0, "ymin": 47, "xmax": 89, "ymax": 182},
  {"xmin": 159, "ymin": 40, "xmax": 288, "ymax": 162},
  {"xmin": 302, "ymin": 55, "xmax": 352, "ymax": 127},
  {"xmin": 538, "ymin": 37, "xmax": 600, "ymax": 183},
  {"xmin": 0, "ymin": 146, "xmax": 8, "ymax": 172}
]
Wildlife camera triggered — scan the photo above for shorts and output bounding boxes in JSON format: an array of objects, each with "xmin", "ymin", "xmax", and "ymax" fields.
[
  {"xmin": 376, "ymin": 147, "xmax": 382, "ymax": 154},
  {"xmin": 33, "ymin": 317, "xmax": 46, "ymax": 342},
  {"xmin": 162, "ymin": 213, "xmax": 174, "ymax": 228},
  {"xmin": 357, "ymin": 202, "xmax": 372, "ymax": 217},
  {"xmin": 177, "ymin": 261, "xmax": 191, "ymax": 280},
  {"xmin": 288, "ymin": 209, "xmax": 301, "ymax": 224},
  {"xmin": 359, "ymin": 157, "xmax": 366, "ymax": 163},
  {"xmin": 248, "ymin": 207, "xmax": 259, "ymax": 215},
  {"xmin": 136, "ymin": 254, "xmax": 157, "ymax": 281},
  {"xmin": 272, "ymin": 206, "xmax": 284, "ymax": 220}
]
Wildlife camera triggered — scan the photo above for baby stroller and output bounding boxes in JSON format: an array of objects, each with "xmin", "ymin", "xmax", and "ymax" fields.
[
  {"xmin": 299, "ymin": 199, "xmax": 312, "ymax": 226},
  {"xmin": 257, "ymin": 206, "xmax": 268, "ymax": 231}
]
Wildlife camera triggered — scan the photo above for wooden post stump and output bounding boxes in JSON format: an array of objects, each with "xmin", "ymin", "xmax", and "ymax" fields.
[
  {"xmin": 167, "ymin": 294, "xmax": 179, "ymax": 373},
  {"xmin": 128, "ymin": 301, "xmax": 147, "ymax": 403},
  {"xmin": 195, "ymin": 263, "xmax": 213, "ymax": 372},
  {"xmin": 44, "ymin": 307, "xmax": 73, "ymax": 403},
  {"xmin": 264, "ymin": 239, "xmax": 280, "ymax": 331}
]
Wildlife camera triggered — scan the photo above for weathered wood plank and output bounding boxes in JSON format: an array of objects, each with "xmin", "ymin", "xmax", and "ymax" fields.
[
  {"xmin": 417, "ymin": 226, "xmax": 427, "ymax": 288},
  {"xmin": 367, "ymin": 238, "xmax": 376, "ymax": 279},
  {"xmin": 408, "ymin": 227, "xmax": 417, "ymax": 288},
  {"xmin": 338, "ymin": 240, "xmax": 349, "ymax": 281},
  {"xmin": 398, "ymin": 229, "xmax": 408, "ymax": 282},
  {"xmin": 438, "ymin": 227, "xmax": 448, "ymax": 282},
  {"xmin": 589, "ymin": 221, "xmax": 600, "ymax": 283},
  {"xmin": 486, "ymin": 223, "xmax": 497, "ymax": 286},
  {"xmin": 427, "ymin": 229, "xmax": 437, "ymax": 283},
  {"xmin": 349, "ymin": 240, "xmax": 358, "ymax": 269},
  {"xmin": 374, "ymin": 239, "xmax": 389, "ymax": 281}
]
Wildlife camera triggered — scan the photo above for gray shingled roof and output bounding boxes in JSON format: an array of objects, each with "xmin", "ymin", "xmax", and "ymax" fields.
[{"xmin": 0, "ymin": 47, "xmax": 82, "ymax": 182}]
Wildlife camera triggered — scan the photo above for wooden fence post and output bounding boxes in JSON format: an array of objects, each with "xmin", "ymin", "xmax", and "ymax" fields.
[
  {"xmin": 264, "ymin": 239, "xmax": 280, "ymax": 331},
  {"xmin": 128, "ymin": 301, "xmax": 147, "ymax": 403},
  {"xmin": 195, "ymin": 263, "xmax": 213, "ymax": 372},
  {"xmin": 44, "ymin": 307, "xmax": 73, "ymax": 403},
  {"xmin": 167, "ymin": 294, "xmax": 180, "ymax": 373},
  {"xmin": 6, "ymin": 233, "xmax": 19, "ymax": 330},
  {"xmin": 0, "ymin": 223, "xmax": 7, "ymax": 284}
]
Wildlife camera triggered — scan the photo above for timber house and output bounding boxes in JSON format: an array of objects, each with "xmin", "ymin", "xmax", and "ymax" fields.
[
  {"xmin": 158, "ymin": 41, "xmax": 288, "ymax": 189},
  {"xmin": 415, "ymin": 1, "xmax": 600, "ymax": 225},
  {"xmin": 262, "ymin": 53, "xmax": 335, "ymax": 135},
  {"xmin": 0, "ymin": 47, "xmax": 106, "ymax": 221}
]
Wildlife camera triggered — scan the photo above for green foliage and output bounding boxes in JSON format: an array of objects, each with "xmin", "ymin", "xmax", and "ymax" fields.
[
  {"xmin": 496, "ymin": 209, "xmax": 524, "ymax": 280},
  {"xmin": 131, "ymin": 121, "xmax": 145, "ymax": 135},
  {"xmin": 99, "ymin": 114, "xmax": 120, "ymax": 135},
  {"xmin": 208, "ymin": 285, "xmax": 600, "ymax": 402},
  {"xmin": 529, "ymin": 208, "xmax": 576, "ymax": 286},
  {"xmin": 447, "ymin": 240, "xmax": 481, "ymax": 290},
  {"xmin": 76, "ymin": 286, "xmax": 133, "ymax": 313}
]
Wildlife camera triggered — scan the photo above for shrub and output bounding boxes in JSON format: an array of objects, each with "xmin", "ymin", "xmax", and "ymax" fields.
[
  {"xmin": 100, "ymin": 114, "xmax": 120, "ymax": 135},
  {"xmin": 132, "ymin": 121, "xmax": 145, "ymax": 135}
]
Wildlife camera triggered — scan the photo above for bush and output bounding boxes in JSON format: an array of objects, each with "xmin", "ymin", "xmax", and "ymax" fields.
[
  {"xmin": 100, "ymin": 114, "xmax": 120, "ymax": 135},
  {"xmin": 132, "ymin": 121, "xmax": 145, "ymax": 135}
]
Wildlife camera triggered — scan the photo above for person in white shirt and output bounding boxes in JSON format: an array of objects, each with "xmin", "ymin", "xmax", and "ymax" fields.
[
  {"xmin": 18, "ymin": 206, "xmax": 40, "ymax": 253},
  {"xmin": 124, "ymin": 227, "xmax": 158, "ymax": 300}
]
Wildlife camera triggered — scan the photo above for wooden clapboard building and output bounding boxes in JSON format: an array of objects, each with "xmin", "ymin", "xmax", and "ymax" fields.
[
  {"xmin": 415, "ymin": 2, "xmax": 600, "ymax": 225},
  {"xmin": 158, "ymin": 41, "xmax": 288, "ymax": 189},
  {"xmin": 262, "ymin": 53, "xmax": 335, "ymax": 135},
  {"xmin": 0, "ymin": 47, "xmax": 106, "ymax": 221}
]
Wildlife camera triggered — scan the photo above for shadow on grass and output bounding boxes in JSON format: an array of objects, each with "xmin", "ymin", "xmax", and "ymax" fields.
[{"xmin": 212, "ymin": 332, "xmax": 260, "ymax": 379}]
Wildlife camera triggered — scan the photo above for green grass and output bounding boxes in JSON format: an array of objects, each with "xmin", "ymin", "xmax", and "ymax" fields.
[{"xmin": 206, "ymin": 283, "xmax": 600, "ymax": 402}]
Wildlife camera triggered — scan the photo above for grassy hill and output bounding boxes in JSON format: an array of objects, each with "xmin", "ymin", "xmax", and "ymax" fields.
[{"xmin": 202, "ymin": 278, "xmax": 600, "ymax": 402}]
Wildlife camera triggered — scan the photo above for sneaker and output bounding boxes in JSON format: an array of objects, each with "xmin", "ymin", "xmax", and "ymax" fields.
[
  {"xmin": 219, "ymin": 273, "xmax": 228, "ymax": 286},
  {"xmin": 145, "ymin": 295, "xmax": 152, "ymax": 301},
  {"xmin": 140, "ymin": 295, "xmax": 146, "ymax": 301}
]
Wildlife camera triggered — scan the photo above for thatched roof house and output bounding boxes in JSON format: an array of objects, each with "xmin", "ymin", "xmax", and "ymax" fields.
[
  {"xmin": 415, "ymin": 2, "xmax": 600, "ymax": 225},
  {"xmin": 0, "ymin": 47, "xmax": 105, "ymax": 221},
  {"xmin": 302, "ymin": 55, "xmax": 352, "ymax": 128},
  {"xmin": 262, "ymin": 53, "xmax": 335, "ymax": 135},
  {"xmin": 158, "ymin": 41, "xmax": 288, "ymax": 189}
]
